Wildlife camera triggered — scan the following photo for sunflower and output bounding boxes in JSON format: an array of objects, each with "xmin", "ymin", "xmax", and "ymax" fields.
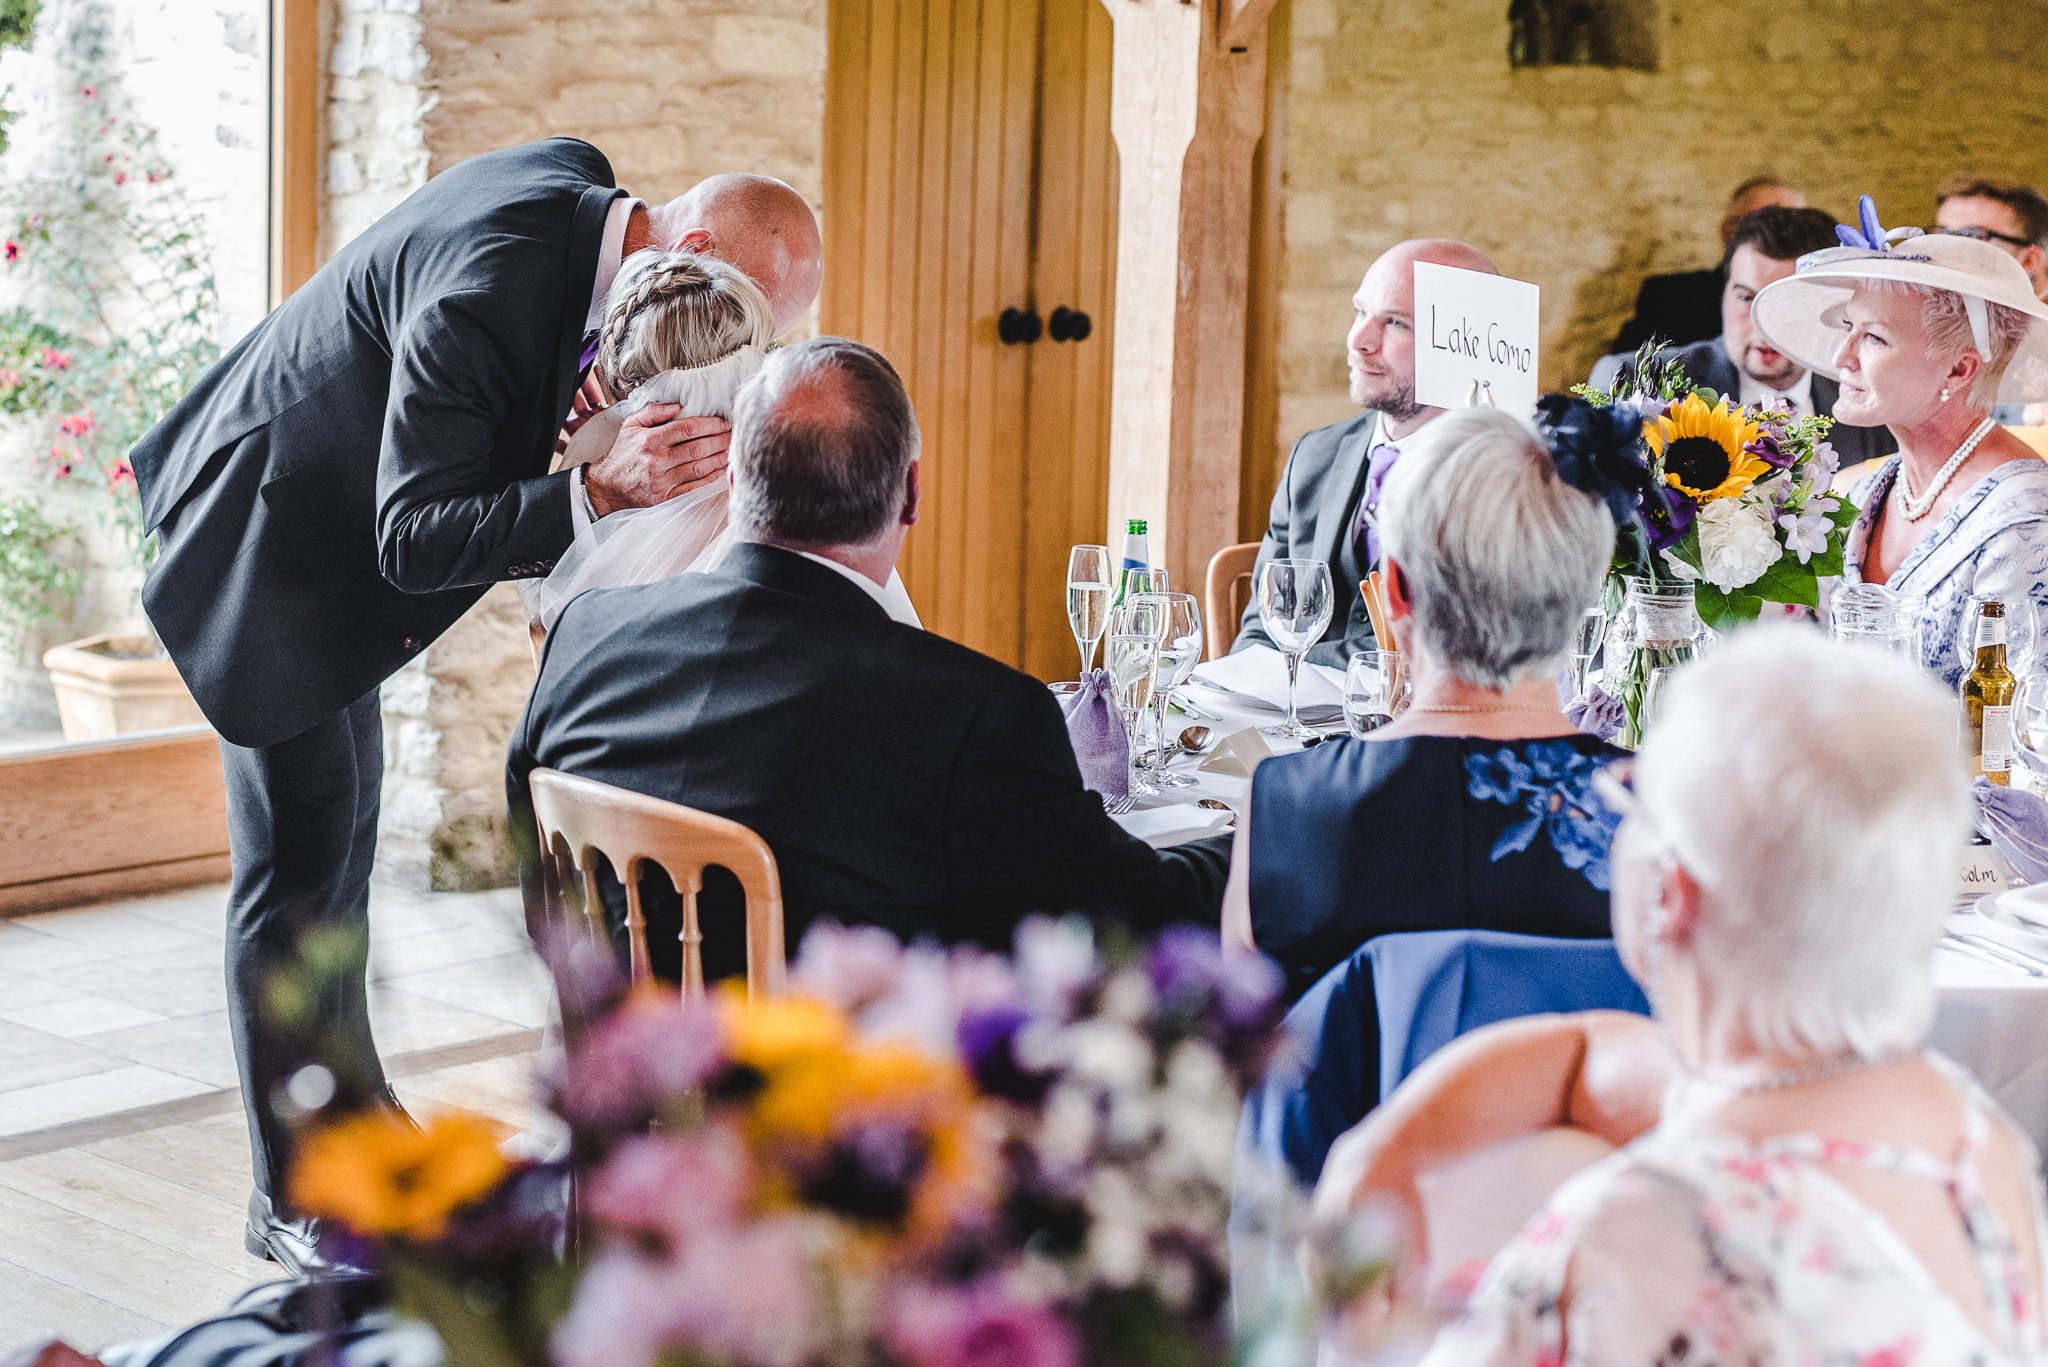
[
  {"xmin": 1644, "ymin": 393, "xmax": 1769, "ymax": 502},
  {"xmin": 288, "ymin": 1109, "xmax": 508, "ymax": 1242}
]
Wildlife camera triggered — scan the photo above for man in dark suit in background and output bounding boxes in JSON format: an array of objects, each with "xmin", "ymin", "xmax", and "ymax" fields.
[
  {"xmin": 1601, "ymin": 206, "xmax": 1893, "ymax": 468},
  {"xmin": 1607, "ymin": 175, "xmax": 1807, "ymax": 355},
  {"xmin": 128, "ymin": 137, "xmax": 823, "ymax": 1271},
  {"xmin": 1234, "ymin": 238, "xmax": 1498, "ymax": 667},
  {"xmin": 508, "ymin": 338, "xmax": 1230, "ymax": 974}
]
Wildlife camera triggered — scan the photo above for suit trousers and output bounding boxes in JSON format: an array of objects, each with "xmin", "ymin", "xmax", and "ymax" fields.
[{"xmin": 219, "ymin": 688, "xmax": 388, "ymax": 1201}]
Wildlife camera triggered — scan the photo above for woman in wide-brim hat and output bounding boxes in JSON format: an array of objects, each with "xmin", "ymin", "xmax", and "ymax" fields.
[{"xmin": 1753, "ymin": 196, "xmax": 2048, "ymax": 685}]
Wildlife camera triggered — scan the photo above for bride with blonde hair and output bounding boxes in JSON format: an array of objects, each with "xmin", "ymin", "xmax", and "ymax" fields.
[{"xmin": 527, "ymin": 249, "xmax": 918, "ymax": 632}]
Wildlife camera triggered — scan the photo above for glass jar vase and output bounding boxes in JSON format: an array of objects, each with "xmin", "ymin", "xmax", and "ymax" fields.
[{"xmin": 1605, "ymin": 577, "xmax": 1709, "ymax": 747}]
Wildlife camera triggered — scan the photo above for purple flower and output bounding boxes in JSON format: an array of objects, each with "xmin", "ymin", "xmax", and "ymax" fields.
[
  {"xmin": 584, "ymin": 1129, "xmax": 749, "ymax": 1251},
  {"xmin": 792, "ymin": 920, "xmax": 908, "ymax": 1011},
  {"xmin": 1744, "ymin": 431, "xmax": 1795, "ymax": 469},
  {"xmin": 532, "ymin": 918, "xmax": 629, "ymax": 1032},
  {"xmin": 885, "ymin": 1279, "xmax": 1080, "ymax": 1367},
  {"xmin": 958, "ymin": 1004, "xmax": 1052, "ymax": 1104},
  {"xmin": 541, "ymin": 997, "xmax": 725, "ymax": 1141},
  {"xmin": 1643, "ymin": 484, "xmax": 1696, "ymax": 551}
]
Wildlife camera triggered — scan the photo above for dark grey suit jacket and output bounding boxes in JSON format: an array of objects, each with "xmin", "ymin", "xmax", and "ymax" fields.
[
  {"xmin": 1234, "ymin": 412, "xmax": 1379, "ymax": 668},
  {"xmin": 507, "ymin": 544, "xmax": 1231, "ymax": 981},
  {"xmin": 132, "ymin": 138, "xmax": 620, "ymax": 749},
  {"xmin": 1626, "ymin": 337, "xmax": 1895, "ymax": 467}
]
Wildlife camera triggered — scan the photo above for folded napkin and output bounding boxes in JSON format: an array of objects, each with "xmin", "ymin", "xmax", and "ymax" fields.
[
  {"xmin": 1188, "ymin": 645, "xmax": 1344, "ymax": 723},
  {"xmin": 1111, "ymin": 805, "xmax": 1234, "ymax": 848},
  {"xmin": 1060, "ymin": 669, "xmax": 1128, "ymax": 801},
  {"xmin": 1973, "ymin": 776, "xmax": 2048, "ymax": 885}
]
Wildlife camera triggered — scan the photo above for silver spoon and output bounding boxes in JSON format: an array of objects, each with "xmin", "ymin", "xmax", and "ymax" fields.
[{"xmin": 1176, "ymin": 725, "xmax": 1212, "ymax": 752}]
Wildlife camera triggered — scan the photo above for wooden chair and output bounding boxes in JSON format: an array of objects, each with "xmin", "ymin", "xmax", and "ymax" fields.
[
  {"xmin": 527, "ymin": 768, "xmax": 787, "ymax": 1002},
  {"xmin": 1204, "ymin": 541, "xmax": 1260, "ymax": 659},
  {"xmin": 2010, "ymin": 425, "xmax": 2048, "ymax": 460}
]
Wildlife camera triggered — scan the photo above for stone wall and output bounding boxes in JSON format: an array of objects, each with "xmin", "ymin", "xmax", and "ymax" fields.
[
  {"xmin": 1272, "ymin": 0, "xmax": 2048, "ymax": 455},
  {"xmin": 352, "ymin": 0, "xmax": 827, "ymax": 888},
  {"xmin": 0, "ymin": 0, "xmax": 266, "ymax": 728}
]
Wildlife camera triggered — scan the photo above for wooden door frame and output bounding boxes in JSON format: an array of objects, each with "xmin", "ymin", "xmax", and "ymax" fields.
[{"xmin": 269, "ymin": 0, "xmax": 322, "ymax": 305}]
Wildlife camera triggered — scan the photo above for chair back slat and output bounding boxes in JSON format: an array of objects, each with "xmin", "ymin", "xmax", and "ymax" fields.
[
  {"xmin": 528, "ymin": 768, "xmax": 787, "ymax": 1001},
  {"xmin": 1204, "ymin": 541, "xmax": 1260, "ymax": 659}
]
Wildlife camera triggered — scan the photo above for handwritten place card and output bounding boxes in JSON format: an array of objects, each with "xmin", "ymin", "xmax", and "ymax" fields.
[
  {"xmin": 1413, "ymin": 262, "xmax": 1541, "ymax": 413},
  {"xmin": 1958, "ymin": 840, "xmax": 2012, "ymax": 903}
]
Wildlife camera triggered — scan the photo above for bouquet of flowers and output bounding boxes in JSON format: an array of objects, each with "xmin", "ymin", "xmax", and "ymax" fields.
[
  {"xmin": 286, "ymin": 920, "xmax": 1397, "ymax": 1367},
  {"xmin": 1553, "ymin": 345, "xmax": 1859, "ymax": 742}
]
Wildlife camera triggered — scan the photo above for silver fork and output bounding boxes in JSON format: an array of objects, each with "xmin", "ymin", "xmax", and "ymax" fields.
[
  {"xmin": 1943, "ymin": 930, "xmax": 2048, "ymax": 977},
  {"xmin": 1104, "ymin": 794, "xmax": 1136, "ymax": 816}
]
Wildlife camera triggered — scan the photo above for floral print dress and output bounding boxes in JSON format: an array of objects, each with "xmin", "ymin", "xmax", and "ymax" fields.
[
  {"xmin": 1846, "ymin": 457, "xmax": 2048, "ymax": 688},
  {"xmin": 1424, "ymin": 1054, "xmax": 2048, "ymax": 1366}
]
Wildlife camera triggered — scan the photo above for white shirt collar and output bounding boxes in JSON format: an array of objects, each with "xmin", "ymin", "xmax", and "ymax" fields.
[
  {"xmin": 1736, "ymin": 362, "xmax": 1815, "ymax": 418},
  {"xmin": 585, "ymin": 196, "xmax": 643, "ymax": 335},
  {"xmin": 796, "ymin": 550, "xmax": 922, "ymax": 627}
]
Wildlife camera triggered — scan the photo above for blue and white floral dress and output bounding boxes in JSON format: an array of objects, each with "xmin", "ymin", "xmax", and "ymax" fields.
[
  {"xmin": 1847, "ymin": 457, "xmax": 2048, "ymax": 687},
  {"xmin": 1246, "ymin": 734, "xmax": 1624, "ymax": 1003}
]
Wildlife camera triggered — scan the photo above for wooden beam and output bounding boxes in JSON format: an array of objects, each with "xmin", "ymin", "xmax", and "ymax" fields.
[
  {"xmin": 268, "ymin": 0, "xmax": 322, "ymax": 305},
  {"xmin": 1101, "ymin": 0, "xmax": 1276, "ymax": 593},
  {"xmin": 1220, "ymin": 0, "xmax": 1281, "ymax": 51}
]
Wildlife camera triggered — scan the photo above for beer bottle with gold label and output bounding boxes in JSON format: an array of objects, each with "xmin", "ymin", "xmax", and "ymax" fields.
[{"xmin": 1964, "ymin": 599, "xmax": 2018, "ymax": 786}]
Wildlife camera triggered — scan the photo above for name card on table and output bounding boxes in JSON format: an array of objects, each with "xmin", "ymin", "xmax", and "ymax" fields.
[
  {"xmin": 1959, "ymin": 839, "xmax": 2012, "ymax": 903},
  {"xmin": 1413, "ymin": 262, "xmax": 1541, "ymax": 413}
]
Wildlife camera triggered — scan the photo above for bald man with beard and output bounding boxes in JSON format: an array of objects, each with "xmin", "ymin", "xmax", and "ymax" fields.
[
  {"xmin": 1235, "ymin": 238, "xmax": 1499, "ymax": 667},
  {"xmin": 126, "ymin": 138, "xmax": 822, "ymax": 1272}
]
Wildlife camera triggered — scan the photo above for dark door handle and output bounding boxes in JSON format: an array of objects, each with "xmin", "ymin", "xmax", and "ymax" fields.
[
  {"xmin": 1049, "ymin": 306, "xmax": 1093, "ymax": 342},
  {"xmin": 998, "ymin": 307, "xmax": 1043, "ymax": 344}
]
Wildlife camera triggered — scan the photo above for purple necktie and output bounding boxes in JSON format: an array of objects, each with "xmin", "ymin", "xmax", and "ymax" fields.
[
  {"xmin": 1354, "ymin": 441, "xmax": 1401, "ymax": 568},
  {"xmin": 577, "ymin": 329, "xmax": 601, "ymax": 374}
]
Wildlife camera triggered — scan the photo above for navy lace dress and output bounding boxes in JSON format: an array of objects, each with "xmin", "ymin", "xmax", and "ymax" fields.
[{"xmin": 1248, "ymin": 733, "xmax": 1625, "ymax": 1003}]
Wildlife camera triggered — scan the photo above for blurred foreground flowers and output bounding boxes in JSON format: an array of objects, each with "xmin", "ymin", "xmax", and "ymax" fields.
[{"xmin": 289, "ymin": 918, "xmax": 1398, "ymax": 1367}]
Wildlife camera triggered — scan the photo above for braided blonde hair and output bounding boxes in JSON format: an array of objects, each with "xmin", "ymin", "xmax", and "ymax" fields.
[{"xmin": 597, "ymin": 250, "xmax": 777, "ymax": 397}]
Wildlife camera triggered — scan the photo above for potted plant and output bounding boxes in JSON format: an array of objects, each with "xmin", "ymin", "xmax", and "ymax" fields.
[{"xmin": 0, "ymin": 80, "xmax": 221, "ymax": 739}]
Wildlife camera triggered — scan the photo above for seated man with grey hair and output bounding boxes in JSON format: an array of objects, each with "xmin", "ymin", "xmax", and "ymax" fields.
[
  {"xmin": 1224, "ymin": 404, "xmax": 1625, "ymax": 1007},
  {"xmin": 508, "ymin": 337, "xmax": 1230, "ymax": 978}
]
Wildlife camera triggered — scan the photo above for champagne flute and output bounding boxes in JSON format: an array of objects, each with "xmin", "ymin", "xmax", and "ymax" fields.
[
  {"xmin": 1145, "ymin": 593, "xmax": 1204, "ymax": 786},
  {"xmin": 1570, "ymin": 606, "xmax": 1606, "ymax": 697},
  {"xmin": 1066, "ymin": 544, "xmax": 1112, "ymax": 674},
  {"xmin": 1257, "ymin": 559, "xmax": 1334, "ymax": 740},
  {"xmin": 1107, "ymin": 597, "xmax": 1167, "ymax": 799}
]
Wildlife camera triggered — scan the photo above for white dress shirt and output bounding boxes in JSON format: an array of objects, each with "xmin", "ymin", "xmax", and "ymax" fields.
[
  {"xmin": 1736, "ymin": 364, "xmax": 1815, "ymax": 419},
  {"xmin": 797, "ymin": 550, "xmax": 923, "ymax": 628}
]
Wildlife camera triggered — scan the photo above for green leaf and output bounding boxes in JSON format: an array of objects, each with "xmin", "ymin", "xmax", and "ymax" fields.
[
  {"xmin": 1694, "ymin": 581, "xmax": 1765, "ymax": 631},
  {"xmin": 1744, "ymin": 555, "xmax": 1823, "ymax": 609}
]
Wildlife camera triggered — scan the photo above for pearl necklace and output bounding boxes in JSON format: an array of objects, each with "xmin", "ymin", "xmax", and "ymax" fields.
[
  {"xmin": 1403, "ymin": 702, "xmax": 1562, "ymax": 716},
  {"xmin": 1895, "ymin": 417, "xmax": 1997, "ymax": 521}
]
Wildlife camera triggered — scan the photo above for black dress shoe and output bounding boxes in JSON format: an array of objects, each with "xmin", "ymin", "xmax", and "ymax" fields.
[{"xmin": 245, "ymin": 1189, "xmax": 367, "ymax": 1277}]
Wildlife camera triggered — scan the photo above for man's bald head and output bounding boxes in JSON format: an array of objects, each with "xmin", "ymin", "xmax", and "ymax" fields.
[
  {"xmin": 1347, "ymin": 238, "xmax": 1498, "ymax": 428},
  {"xmin": 646, "ymin": 174, "xmax": 824, "ymax": 333}
]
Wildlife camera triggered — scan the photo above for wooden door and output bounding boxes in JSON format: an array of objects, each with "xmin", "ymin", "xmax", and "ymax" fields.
[{"xmin": 824, "ymin": 0, "xmax": 1117, "ymax": 679}]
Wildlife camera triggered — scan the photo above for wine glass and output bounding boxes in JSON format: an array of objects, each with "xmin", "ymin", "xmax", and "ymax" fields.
[
  {"xmin": 1145, "ymin": 593, "xmax": 1204, "ymax": 787},
  {"xmin": 1107, "ymin": 597, "xmax": 1167, "ymax": 799},
  {"xmin": 1257, "ymin": 559, "xmax": 1334, "ymax": 740},
  {"xmin": 1066, "ymin": 545, "xmax": 1112, "ymax": 674},
  {"xmin": 1570, "ymin": 606, "xmax": 1606, "ymax": 697},
  {"xmin": 1642, "ymin": 665, "xmax": 1678, "ymax": 734},
  {"xmin": 1344, "ymin": 649, "xmax": 1403, "ymax": 738}
]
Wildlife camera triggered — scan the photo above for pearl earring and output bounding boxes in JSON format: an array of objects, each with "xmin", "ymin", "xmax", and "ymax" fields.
[{"xmin": 1941, "ymin": 385, "xmax": 1952, "ymax": 403}]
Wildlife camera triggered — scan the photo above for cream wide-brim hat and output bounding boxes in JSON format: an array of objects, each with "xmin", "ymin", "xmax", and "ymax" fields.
[{"xmin": 1751, "ymin": 231, "xmax": 2048, "ymax": 407}]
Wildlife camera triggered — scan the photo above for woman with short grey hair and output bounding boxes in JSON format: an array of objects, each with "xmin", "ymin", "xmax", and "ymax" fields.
[{"xmin": 1222, "ymin": 404, "xmax": 1623, "ymax": 1007}]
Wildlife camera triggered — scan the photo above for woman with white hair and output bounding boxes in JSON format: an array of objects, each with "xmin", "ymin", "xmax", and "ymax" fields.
[
  {"xmin": 1753, "ymin": 197, "xmax": 2048, "ymax": 683},
  {"xmin": 1352, "ymin": 628, "xmax": 2048, "ymax": 1363},
  {"xmin": 1221, "ymin": 405, "xmax": 1624, "ymax": 1004}
]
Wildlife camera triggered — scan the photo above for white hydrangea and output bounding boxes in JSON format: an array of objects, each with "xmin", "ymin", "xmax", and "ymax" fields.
[{"xmin": 1694, "ymin": 497, "xmax": 1781, "ymax": 592}]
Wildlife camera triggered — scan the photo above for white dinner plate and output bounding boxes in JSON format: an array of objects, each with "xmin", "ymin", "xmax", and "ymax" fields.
[{"xmin": 1972, "ymin": 885, "xmax": 2048, "ymax": 951}]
